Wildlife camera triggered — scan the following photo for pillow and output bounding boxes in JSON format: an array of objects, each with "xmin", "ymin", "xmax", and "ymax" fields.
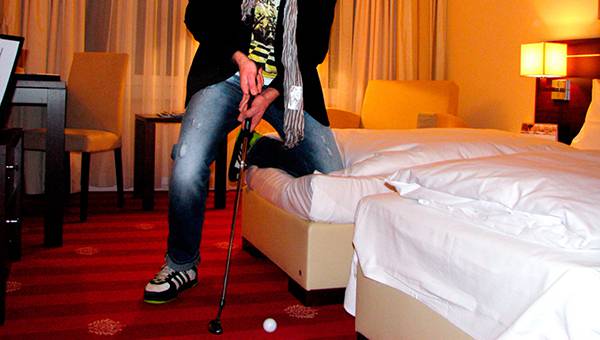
[
  {"xmin": 571, "ymin": 79, "xmax": 600, "ymax": 150},
  {"xmin": 386, "ymin": 150, "xmax": 600, "ymax": 249}
]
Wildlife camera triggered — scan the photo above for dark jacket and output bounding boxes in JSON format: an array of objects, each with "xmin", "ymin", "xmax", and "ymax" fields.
[{"xmin": 184, "ymin": 0, "xmax": 337, "ymax": 126}]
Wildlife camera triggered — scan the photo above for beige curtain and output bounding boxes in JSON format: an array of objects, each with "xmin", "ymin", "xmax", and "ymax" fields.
[
  {"xmin": 2, "ymin": 0, "xmax": 448, "ymax": 194},
  {"xmin": 321, "ymin": 0, "xmax": 448, "ymax": 114},
  {"xmin": 1, "ymin": 0, "xmax": 197, "ymax": 193},
  {"xmin": 0, "ymin": 0, "xmax": 86, "ymax": 194},
  {"xmin": 93, "ymin": 0, "xmax": 196, "ymax": 191}
]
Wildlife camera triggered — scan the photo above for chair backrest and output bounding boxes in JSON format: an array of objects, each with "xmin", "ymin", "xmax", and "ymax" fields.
[
  {"xmin": 360, "ymin": 80, "xmax": 459, "ymax": 129},
  {"xmin": 66, "ymin": 52, "xmax": 129, "ymax": 134}
]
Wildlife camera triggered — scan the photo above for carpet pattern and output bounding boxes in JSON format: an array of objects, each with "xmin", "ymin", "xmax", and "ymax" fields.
[{"xmin": 2, "ymin": 192, "xmax": 354, "ymax": 339}]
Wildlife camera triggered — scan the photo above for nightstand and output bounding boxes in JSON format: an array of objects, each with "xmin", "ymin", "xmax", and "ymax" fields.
[{"xmin": 133, "ymin": 114, "xmax": 227, "ymax": 211}]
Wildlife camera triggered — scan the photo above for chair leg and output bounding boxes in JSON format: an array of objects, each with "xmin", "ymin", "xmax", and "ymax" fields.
[
  {"xmin": 114, "ymin": 148, "xmax": 124, "ymax": 208},
  {"xmin": 80, "ymin": 152, "xmax": 90, "ymax": 222},
  {"xmin": 64, "ymin": 152, "xmax": 71, "ymax": 201}
]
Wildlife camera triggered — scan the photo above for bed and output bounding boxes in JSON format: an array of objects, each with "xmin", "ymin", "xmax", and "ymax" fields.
[
  {"xmin": 347, "ymin": 148, "xmax": 600, "ymax": 339},
  {"xmin": 346, "ymin": 37, "xmax": 600, "ymax": 338},
  {"xmin": 241, "ymin": 111, "xmax": 572, "ymax": 306}
]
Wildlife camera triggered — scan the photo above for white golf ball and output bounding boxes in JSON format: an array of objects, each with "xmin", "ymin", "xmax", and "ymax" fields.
[{"xmin": 262, "ymin": 318, "xmax": 277, "ymax": 333}]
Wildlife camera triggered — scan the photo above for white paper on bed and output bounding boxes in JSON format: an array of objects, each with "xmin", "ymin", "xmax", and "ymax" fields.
[
  {"xmin": 247, "ymin": 129, "xmax": 572, "ymax": 223},
  {"xmin": 345, "ymin": 193, "xmax": 600, "ymax": 339},
  {"xmin": 387, "ymin": 150, "xmax": 600, "ymax": 249}
]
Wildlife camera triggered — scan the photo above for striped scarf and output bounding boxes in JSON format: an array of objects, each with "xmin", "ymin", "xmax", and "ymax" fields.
[{"xmin": 241, "ymin": 0, "xmax": 304, "ymax": 148}]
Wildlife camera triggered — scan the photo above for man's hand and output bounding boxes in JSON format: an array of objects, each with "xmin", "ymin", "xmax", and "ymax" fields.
[
  {"xmin": 232, "ymin": 51, "xmax": 263, "ymax": 112},
  {"xmin": 239, "ymin": 67, "xmax": 264, "ymax": 113},
  {"xmin": 238, "ymin": 87, "xmax": 280, "ymax": 131}
]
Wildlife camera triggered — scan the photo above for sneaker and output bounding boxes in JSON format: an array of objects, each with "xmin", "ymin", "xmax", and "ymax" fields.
[
  {"xmin": 143, "ymin": 264, "xmax": 198, "ymax": 304},
  {"xmin": 228, "ymin": 129, "xmax": 261, "ymax": 182}
]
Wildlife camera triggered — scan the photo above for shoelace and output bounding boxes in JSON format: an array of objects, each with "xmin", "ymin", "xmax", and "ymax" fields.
[{"xmin": 153, "ymin": 265, "xmax": 175, "ymax": 283}]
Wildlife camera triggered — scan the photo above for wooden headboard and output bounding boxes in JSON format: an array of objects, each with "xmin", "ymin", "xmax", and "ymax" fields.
[{"xmin": 535, "ymin": 38, "xmax": 600, "ymax": 144}]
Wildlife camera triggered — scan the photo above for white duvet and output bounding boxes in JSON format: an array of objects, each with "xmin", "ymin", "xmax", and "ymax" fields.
[
  {"xmin": 387, "ymin": 149, "xmax": 600, "ymax": 249},
  {"xmin": 247, "ymin": 128, "xmax": 572, "ymax": 223}
]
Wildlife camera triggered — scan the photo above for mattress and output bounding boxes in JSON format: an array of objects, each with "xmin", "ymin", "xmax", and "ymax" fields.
[
  {"xmin": 344, "ymin": 149, "xmax": 600, "ymax": 339},
  {"xmin": 246, "ymin": 128, "xmax": 572, "ymax": 224}
]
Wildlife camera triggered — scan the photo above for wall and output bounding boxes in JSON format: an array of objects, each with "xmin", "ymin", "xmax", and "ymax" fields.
[{"xmin": 447, "ymin": 0, "xmax": 600, "ymax": 132}]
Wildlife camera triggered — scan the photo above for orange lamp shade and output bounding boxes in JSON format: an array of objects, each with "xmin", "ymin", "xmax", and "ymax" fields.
[{"xmin": 520, "ymin": 42, "xmax": 567, "ymax": 77}]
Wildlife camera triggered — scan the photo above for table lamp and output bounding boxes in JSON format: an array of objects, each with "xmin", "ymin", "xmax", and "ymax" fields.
[{"xmin": 520, "ymin": 42, "xmax": 569, "ymax": 100}]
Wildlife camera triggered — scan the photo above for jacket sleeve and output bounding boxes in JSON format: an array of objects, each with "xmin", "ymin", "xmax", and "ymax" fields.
[
  {"xmin": 269, "ymin": 0, "xmax": 337, "ymax": 94},
  {"xmin": 185, "ymin": 0, "xmax": 249, "ymax": 61},
  {"xmin": 298, "ymin": 0, "xmax": 337, "ymax": 67}
]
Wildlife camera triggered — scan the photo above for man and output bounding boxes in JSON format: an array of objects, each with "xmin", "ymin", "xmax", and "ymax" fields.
[{"xmin": 144, "ymin": 0, "xmax": 342, "ymax": 304}]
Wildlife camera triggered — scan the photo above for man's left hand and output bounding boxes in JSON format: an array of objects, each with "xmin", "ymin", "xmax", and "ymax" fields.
[{"xmin": 238, "ymin": 87, "xmax": 280, "ymax": 131}]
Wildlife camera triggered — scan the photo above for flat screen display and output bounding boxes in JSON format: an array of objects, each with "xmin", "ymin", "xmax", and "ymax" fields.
[{"xmin": 0, "ymin": 34, "xmax": 24, "ymax": 128}]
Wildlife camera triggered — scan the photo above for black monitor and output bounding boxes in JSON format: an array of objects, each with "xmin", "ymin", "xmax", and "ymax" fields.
[{"xmin": 0, "ymin": 34, "xmax": 24, "ymax": 128}]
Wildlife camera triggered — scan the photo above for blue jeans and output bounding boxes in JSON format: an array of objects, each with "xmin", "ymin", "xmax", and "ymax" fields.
[{"xmin": 166, "ymin": 75, "xmax": 343, "ymax": 270}]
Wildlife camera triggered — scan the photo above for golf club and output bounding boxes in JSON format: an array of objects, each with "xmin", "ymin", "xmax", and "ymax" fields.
[{"xmin": 208, "ymin": 117, "xmax": 252, "ymax": 335}]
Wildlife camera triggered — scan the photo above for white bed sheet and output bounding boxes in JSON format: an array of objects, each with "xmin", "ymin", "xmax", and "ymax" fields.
[
  {"xmin": 246, "ymin": 128, "xmax": 571, "ymax": 224},
  {"xmin": 344, "ymin": 193, "xmax": 600, "ymax": 339}
]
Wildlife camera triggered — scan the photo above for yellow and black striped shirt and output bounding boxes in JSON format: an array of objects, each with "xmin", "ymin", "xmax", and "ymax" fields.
[{"xmin": 248, "ymin": 0, "xmax": 280, "ymax": 80}]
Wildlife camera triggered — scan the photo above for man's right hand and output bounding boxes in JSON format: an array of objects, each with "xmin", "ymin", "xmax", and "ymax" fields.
[{"xmin": 232, "ymin": 51, "xmax": 263, "ymax": 112}]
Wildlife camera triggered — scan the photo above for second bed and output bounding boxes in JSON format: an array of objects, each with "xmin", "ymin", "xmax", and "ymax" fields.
[{"xmin": 241, "ymin": 127, "xmax": 572, "ymax": 305}]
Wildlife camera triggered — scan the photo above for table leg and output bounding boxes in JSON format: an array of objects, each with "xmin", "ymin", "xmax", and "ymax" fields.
[
  {"xmin": 44, "ymin": 88, "xmax": 66, "ymax": 247},
  {"xmin": 141, "ymin": 121, "xmax": 156, "ymax": 211},
  {"xmin": 133, "ymin": 118, "xmax": 144, "ymax": 198}
]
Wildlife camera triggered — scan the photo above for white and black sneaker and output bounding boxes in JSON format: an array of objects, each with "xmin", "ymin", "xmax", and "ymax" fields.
[{"xmin": 143, "ymin": 264, "xmax": 198, "ymax": 304}]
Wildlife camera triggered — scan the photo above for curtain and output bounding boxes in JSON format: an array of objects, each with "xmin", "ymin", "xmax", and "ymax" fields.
[
  {"xmin": 95, "ymin": 0, "xmax": 196, "ymax": 191},
  {"xmin": 1, "ymin": 0, "xmax": 196, "ymax": 193},
  {"xmin": 2, "ymin": 0, "xmax": 448, "ymax": 194},
  {"xmin": 321, "ymin": 0, "xmax": 448, "ymax": 114},
  {"xmin": 0, "ymin": 0, "xmax": 86, "ymax": 194}
]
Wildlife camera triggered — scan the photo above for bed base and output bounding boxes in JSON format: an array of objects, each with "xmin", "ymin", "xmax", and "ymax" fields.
[
  {"xmin": 242, "ymin": 238, "xmax": 345, "ymax": 305},
  {"xmin": 355, "ymin": 266, "xmax": 471, "ymax": 339},
  {"xmin": 241, "ymin": 188, "xmax": 354, "ymax": 306},
  {"xmin": 287, "ymin": 278, "xmax": 346, "ymax": 306}
]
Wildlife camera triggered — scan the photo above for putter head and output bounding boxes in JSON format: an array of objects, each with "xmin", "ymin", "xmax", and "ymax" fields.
[{"xmin": 208, "ymin": 319, "xmax": 223, "ymax": 335}]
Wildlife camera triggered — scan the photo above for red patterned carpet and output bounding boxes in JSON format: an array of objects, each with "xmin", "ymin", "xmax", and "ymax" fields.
[{"xmin": 2, "ymin": 192, "xmax": 354, "ymax": 339}]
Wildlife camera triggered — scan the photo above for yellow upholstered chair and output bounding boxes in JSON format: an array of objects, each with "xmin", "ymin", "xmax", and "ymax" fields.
[
  {"xmin": 326, "ymin": 108, "xmax": 362, "ymax": 128},
  {"xmin": 327, "ymin": 80, "xmax": 465, "ymax": 129},
  {"xmin": 24, "ymin": 52, "xmax": 129, "ymax": 221}
]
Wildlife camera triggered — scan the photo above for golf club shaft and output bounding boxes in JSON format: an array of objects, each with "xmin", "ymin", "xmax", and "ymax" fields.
[{"xmin": 214, "ymin": 118, "xmax": 252, "ymax": 320}]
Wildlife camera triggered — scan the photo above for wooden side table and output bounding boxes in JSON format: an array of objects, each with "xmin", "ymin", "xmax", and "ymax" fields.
[
  {"xmin": 133, "ymin": 114, "xmax": 227, "ymax": 211},
  {"xmin": 12, "ymin": 75, "xmax": 66, "ymax": 247}
]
